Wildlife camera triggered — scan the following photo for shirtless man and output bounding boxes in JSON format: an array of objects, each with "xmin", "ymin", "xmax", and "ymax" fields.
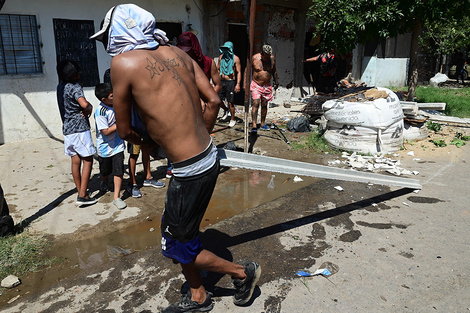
[
  {"xmin": 251, "ymin": 44, "xmax": 279, "ymax": 132},
  {"xmin": 90, "ymin": 4, "xmax": 260, "ymax": 312},
  {"xmin": 217, "ymin": 41, "xmax": 242, "ymax": 127}
]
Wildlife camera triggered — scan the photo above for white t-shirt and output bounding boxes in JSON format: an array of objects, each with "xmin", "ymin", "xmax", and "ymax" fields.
[{"xmin": 94, "ymin": 103, "xmax": 125, "ymax": 157}]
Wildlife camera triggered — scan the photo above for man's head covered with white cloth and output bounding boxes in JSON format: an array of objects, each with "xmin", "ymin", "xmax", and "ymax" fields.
[
  {"xmin": 90, "ymin": 4, "xmax": 260, "ymax": 312},
  {"xmin": 90, "ymin": 3, "xmax": 168, "ymax": 56}
]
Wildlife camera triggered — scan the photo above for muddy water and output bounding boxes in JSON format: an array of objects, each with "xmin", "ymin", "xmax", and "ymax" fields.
[{"xmin": 4, "ymin": 168, "xmax": 318, "ymax": 302}]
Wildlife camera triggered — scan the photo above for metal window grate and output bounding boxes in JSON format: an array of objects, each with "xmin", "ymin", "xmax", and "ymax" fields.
[{"xmin": 0, "ymin": 14, "xmax": 43, "ymax": 75}]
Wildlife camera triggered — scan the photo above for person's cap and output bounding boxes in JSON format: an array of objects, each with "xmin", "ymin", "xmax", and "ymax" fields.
[
  {"xmin": 262, "ymin": 44, "xmax": 272, "ymax": 55},
  {"xmin": 220, "ymin": 41, "xmax": 233, "ymax": 50},
  {"xmin": 89, "ymin": 6, "xmax": 116, "ymax": 41},
  {"xmin": 177, "ymin": 33, "xmax": 193, "ymax": 52}
]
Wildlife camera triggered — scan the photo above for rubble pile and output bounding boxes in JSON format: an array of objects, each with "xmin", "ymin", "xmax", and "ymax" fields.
[{"xmin": 328, "ymin": 151, "xmax": 419, "ymax": 176}]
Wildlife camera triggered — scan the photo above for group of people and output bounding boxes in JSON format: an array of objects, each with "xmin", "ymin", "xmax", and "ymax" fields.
[
  {"xmin": 55, "ymin": 3, "xmax": 270, "ymax": 312},
  {"xmin": 56, "ymin": 60, "xmax": 166, "ymax": 210},
  {"xmin": 176, "ymin": 31, "xmax": 279, "ymax": 132}
]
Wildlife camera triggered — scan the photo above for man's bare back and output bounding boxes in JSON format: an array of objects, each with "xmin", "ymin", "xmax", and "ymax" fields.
[
  {"xmin": 111, "ymin": 45, "xmax": 221, "ymax": 163},
  {"xmin": 252, "ymin": 52, "xmax": 276, "ymax": 86}
]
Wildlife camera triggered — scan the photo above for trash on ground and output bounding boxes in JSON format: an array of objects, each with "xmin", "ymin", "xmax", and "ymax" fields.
[
  {"xmin": 296, "ymin": 268, "xmax": 331, "ymax": 277},
  {"xmin": 327, "ymin": 152, "xmax": 418, "ymax": 177},
  {"xmin": 268, "ymin": 175, "xmax": 275, "ymax": 188},
  {"xmin": 334, "ymin": 186, "xmax": 344, "ymax": 191},
  {"xmin": 1, "ymin": 275, "xmax": 21, "ymax": 288},
  {"xmin": 293, "ymin": 176, "xmax": 303, "ymax": 182}
]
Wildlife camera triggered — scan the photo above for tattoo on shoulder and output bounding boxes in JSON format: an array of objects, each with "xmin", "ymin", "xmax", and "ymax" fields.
[{"xmin": 145, "ymin": 56, "xmax": 184, "ymax": 85}]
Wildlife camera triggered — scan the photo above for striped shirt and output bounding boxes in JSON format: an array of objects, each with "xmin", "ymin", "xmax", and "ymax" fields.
[{"xmin": 94, "ymin": 103, "xmax": 125, "ymax": 157}]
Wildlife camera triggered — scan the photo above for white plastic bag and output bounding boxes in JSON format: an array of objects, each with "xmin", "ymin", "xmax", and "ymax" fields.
[{"xmin": 429, "ymin": 73, "xmax": 448, "ymax": 87}]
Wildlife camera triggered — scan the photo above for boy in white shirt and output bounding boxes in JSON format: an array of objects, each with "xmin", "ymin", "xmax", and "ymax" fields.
[{"xmin": 94, "ymin": 83, "xmax": 126, "ymax": 209}]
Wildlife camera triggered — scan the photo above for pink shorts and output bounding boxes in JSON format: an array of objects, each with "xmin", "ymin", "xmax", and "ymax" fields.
[{"xmin": 250, "ymin": 80, "xmax": 273, "ymax": 102}]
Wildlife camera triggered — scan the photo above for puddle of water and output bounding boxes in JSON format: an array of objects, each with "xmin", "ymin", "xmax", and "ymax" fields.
[{"xmin": 0, "ymin": 168, "xmax": 318, "ymax": 305}]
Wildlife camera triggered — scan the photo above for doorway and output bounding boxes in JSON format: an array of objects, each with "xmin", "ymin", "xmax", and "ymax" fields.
[{"xmin": 228, "ymin": 23, "xmax": 248, "ymax": 105}]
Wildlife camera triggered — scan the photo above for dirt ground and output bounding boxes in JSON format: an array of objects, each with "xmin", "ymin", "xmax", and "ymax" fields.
[{"xmin": 1, "ymin": 102, "xmax": 470, "ymax": 312}]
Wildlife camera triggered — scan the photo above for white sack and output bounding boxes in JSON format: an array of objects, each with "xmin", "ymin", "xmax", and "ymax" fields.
[{"xmin": 322, "ymin": 87, "xmax": 404, "ymax": 154}]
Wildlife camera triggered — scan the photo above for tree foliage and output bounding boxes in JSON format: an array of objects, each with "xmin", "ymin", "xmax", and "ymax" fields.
[
  {"xmin": 307, "ymin": 0, "xmax": 469, "ymax": 54},
  {"xmin": 420, "ymin": 15, "xmax": 470, "ymax": 56},
  {"xmin": 308, "ymin": 0, "xmax": 470, "ymax": 98}
]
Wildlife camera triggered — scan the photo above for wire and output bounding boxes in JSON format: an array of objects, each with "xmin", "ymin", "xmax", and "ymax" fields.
[{"xmin": 192, "ymin": 0, "xmax": 230, "ymax": 18}]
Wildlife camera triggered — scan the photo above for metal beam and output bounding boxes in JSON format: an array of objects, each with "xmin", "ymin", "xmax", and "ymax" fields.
[{"xmin": 218, "ymin": 149, "xmax": 422, "ymax": 190}]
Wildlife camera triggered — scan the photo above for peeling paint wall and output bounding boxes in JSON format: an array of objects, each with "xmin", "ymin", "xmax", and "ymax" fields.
[{"xmin": 265, "ymin": 6, "xmax": 297, "ymax": 103}]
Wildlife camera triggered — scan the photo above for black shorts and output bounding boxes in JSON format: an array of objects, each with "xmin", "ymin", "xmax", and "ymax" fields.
[
  {"xmin": 161, "ymin": 147, "xmax": 219, "ymax": 263},
  {"xmin": 98, "ymin": 151, "xmax": 124, "ymax": 177},
  {"xmin": 218, "ymin": 79, "xmax": 236, "ymax": 103}
]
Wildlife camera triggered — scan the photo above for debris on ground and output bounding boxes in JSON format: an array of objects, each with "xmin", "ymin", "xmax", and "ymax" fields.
[
  {"xmin": 296, "ymin": 268, "xmax": 331, "ymax": 277},
  {"xmin": 1, "ymin": 275, "xmax": 21, "ymax": 288},
  {"xmin": 328, "ymin": 152, "xmax": 419, "ymax": 176}
]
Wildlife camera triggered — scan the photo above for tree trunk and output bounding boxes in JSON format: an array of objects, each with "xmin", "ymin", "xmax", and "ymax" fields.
[{"xmin": 407, "ymin": 18, "xmax": 422, "ymax": 101}]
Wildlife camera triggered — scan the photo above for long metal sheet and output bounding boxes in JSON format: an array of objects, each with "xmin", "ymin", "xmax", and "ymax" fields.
[{"xmin": 218, "ymin": 149, "xmax": 422, "ymax": 190}]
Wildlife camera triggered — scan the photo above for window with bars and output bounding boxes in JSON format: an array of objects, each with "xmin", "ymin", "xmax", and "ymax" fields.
[{"xmin": 0, "ymin": 14, "xmax": 43, "ymax": 75}]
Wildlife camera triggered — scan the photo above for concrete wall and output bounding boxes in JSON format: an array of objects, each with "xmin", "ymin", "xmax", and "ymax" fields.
[
  {"xmin": 0, "ymin": 0, "xmax": 203, "ymax": 144},
  {"xmin": 361, "ymin": 57, "xmax": 409, "ymax": 87}
]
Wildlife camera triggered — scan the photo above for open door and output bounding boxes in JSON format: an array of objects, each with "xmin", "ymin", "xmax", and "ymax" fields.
[{"xmin": 228, "ymin": 23, "xmax": 248, "ymax": 105}]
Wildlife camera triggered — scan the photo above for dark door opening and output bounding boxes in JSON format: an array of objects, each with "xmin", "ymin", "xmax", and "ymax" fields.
[{"xmin": 228, "ymin": 24, "xmax": 248, "ymax": 105}]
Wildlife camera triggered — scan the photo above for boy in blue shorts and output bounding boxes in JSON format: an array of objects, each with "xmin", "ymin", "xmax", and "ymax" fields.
[
  {"xmin": 94, "ymin": 83, "xmax": 127, "ymax": 209},
  {"xmin": 56, "ymin": 60, "xmax": 97, "ymax": 206}
]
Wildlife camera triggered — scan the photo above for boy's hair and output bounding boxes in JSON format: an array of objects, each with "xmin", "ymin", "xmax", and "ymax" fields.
[
  {"xmin": 95, "ymin": 83, "xmax": 113, "ymax": 101},
  {"xmin": 56, "ymin": 60, "xmax": 81, "ymax": 83}
]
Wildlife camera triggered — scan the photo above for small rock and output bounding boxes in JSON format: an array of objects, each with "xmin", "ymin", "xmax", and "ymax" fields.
[{"xmin": 1, "ymin": 275, "xmax": 21, "ymax": 288}]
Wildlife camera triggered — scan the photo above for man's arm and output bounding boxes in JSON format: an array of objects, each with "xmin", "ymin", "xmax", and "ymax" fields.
[
  {"xmin": 210, "ymin": 60, "xmax": 222, "ymax": 94},
  {"xmin": 217, "ymin": 54, "xmax": 222, "ymax": 73},
  {"xmin": 110, "ymin": 56, "xmax": 142, "ymax": 145},
  {"xmin": 234, "ymin": 55, "xmax": 242, "ymax": 93},
  {"xmin": 193, "ymin": 59, "xmax": 221, "ymax": 133},
  {"xmin": 77, "ymin": 97, "xmax": 93, "ymax": 117},
  {"xmin": 304, "ymin": 55, "xmax": 320, "ymax": 62},
  {"xmin": 101, "ymin": 124, "xmax": 117, "ymax": 136}
]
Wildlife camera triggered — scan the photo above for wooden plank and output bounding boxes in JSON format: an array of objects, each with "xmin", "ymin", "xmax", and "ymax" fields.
[
  {"xmin": 401, "ymin": 101, "xmax": 446, "ymax": 111},
  {"xmin": 419, "ymin": 111, "xmax": 470, "ymax": 126}
]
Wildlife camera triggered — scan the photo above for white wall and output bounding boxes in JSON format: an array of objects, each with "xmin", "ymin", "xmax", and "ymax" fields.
[
  {"xmin": 361, "ymin": 56, "xmax": 409, "ymax": 87},
  {"xmin": 0, "ymin": 0, "xmax": 203, "ymax": 143}
]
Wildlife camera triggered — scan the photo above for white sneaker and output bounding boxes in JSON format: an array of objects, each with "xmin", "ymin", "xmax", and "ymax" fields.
[
  {"xmin": 229, "ymin": 120, "xmax": 236, "ymax": 127},
  {"xmin": 113, "ymin": 198, "xmax": 127, "ymax": 210},
  {"xmin": 221, "ymin": 111, "xmax": 230, "ymax": 121}
]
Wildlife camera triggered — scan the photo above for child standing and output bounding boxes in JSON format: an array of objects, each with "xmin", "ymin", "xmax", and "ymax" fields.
[
  {"xmin": 94, "ymin": 83, "xmax": 127, "ymax": 209},
  {"xmin": 56, "ymin": 60, "xmax": 97, "ymax": 206}
]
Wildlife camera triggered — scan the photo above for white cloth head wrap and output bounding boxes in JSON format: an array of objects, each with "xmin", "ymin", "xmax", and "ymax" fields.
[{"xmin": 106, "ymin": 4, "xmax": 169, "ymax": 57}]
